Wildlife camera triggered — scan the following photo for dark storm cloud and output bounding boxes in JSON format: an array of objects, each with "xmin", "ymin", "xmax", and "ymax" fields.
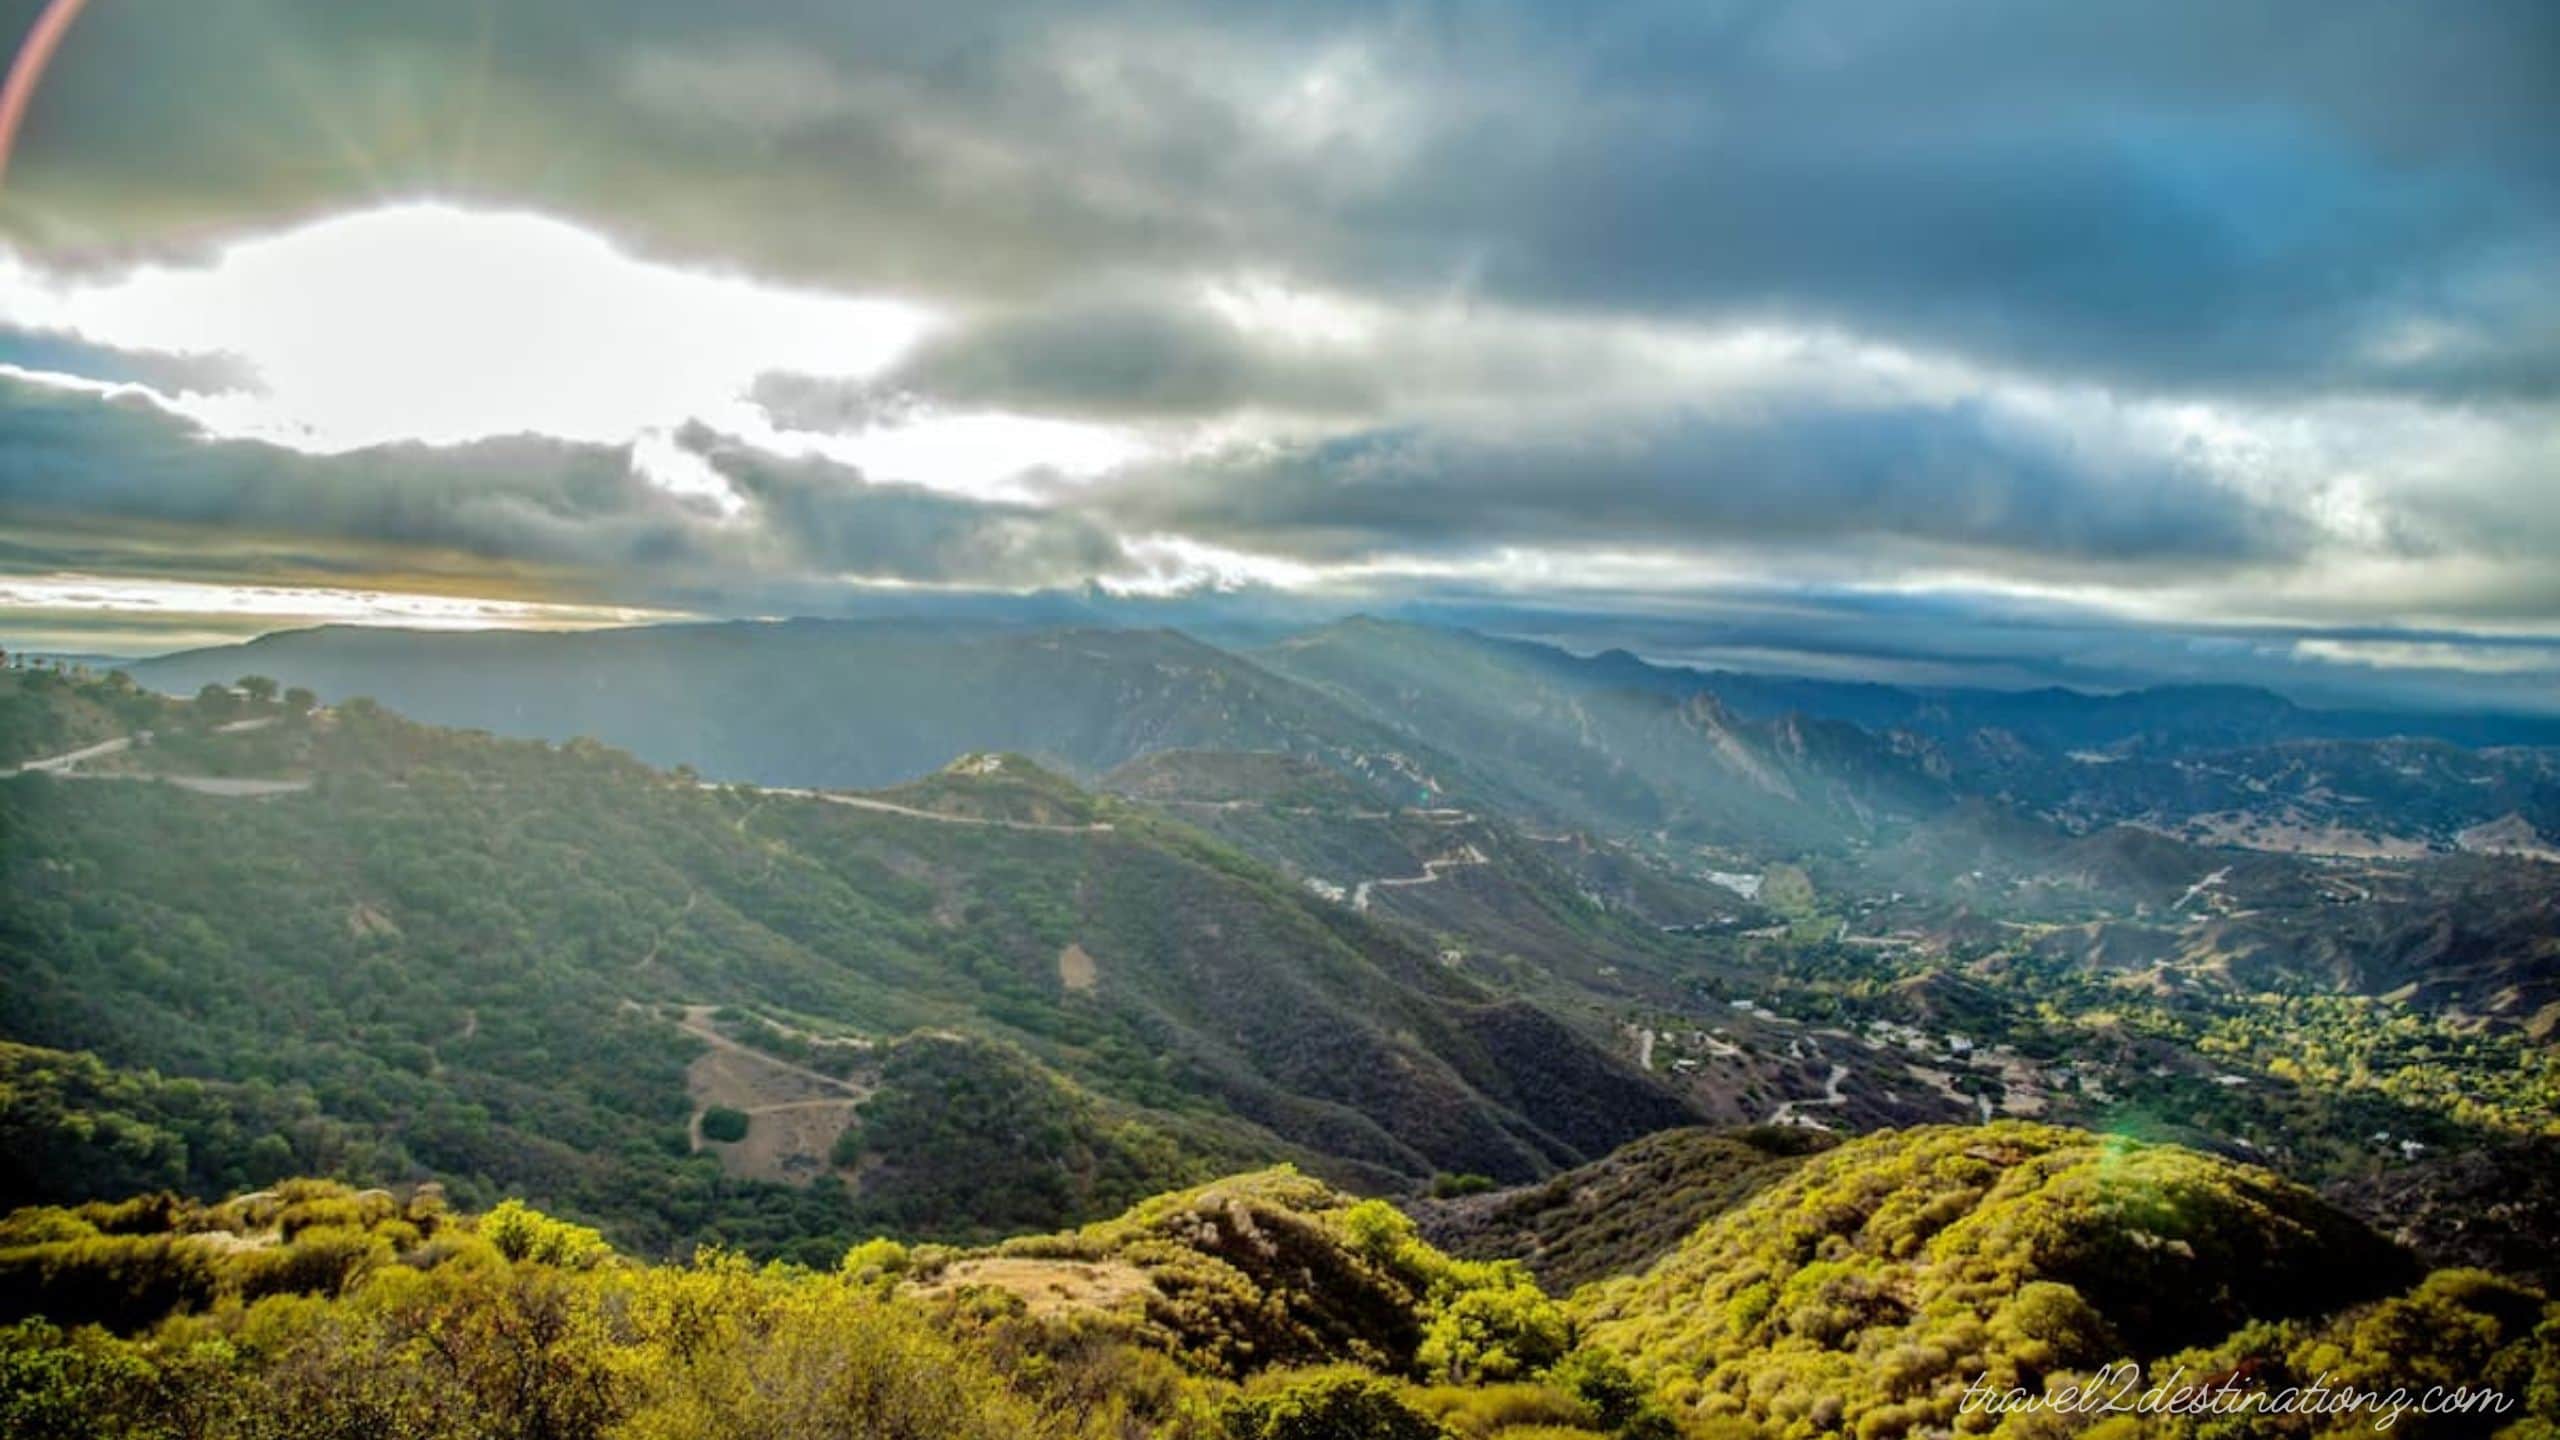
[
  {"xmin": 1367, "ymin": 1, "xmax": 2560, "ymax": 398},
  {"xmin": 0, "ymin": 0, "xmax": 2554, "ymax": 702},
  {"xmin": 681, "ymin": 425, "xmax": 1128, "ymax": 582},
  {"xmin": 2, "ymin": 0, "xmax": 2552, "ymax": 398},
  {"xmin": 0, "ymin": 377, "xmax": 713, "ymax": 579},
  {"xmin": 0, "ymin": 378, "xmax": 666, "ymax": 571},
  {"xmin": 1084, "ymin": 400, "xmax": 2307, "ymax": 572},
  {"xmin": 869, "ymin": 296, "xmax": 1378, "ymax": 421},
  {"xmin": 0, "ymin": 374, "xmax": 1127, "ymax": 596}
]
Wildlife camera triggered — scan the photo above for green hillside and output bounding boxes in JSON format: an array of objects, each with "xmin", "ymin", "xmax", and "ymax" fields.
[
  {"xmin": 5, "ymin": 1128, "xmax": 2551, "ymax": 1439},
  {"xmin": 1257, "ymin": 619, "xmax": 1952, "ymax": 856},
  {"xmin": 0, "ymin": 679, "xmax": 1691, "ymax": 1258},
  {"xmin": 1102, "ymin": 748, "xmax": 1763, "ymax": 1010},
  {"xmin": 1410, "ymin": 1126, "xmax": 1835, "ymax": 1293},
  {"xmin": 1574, "ymin": 1123, "xmax": 2506, "ymax": 1434},
  {"xmin": 0, "ymin": 667, "xmax": 169, "ymax": 769}
]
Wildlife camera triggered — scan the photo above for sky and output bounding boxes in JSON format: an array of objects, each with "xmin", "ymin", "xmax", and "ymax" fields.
[{"xmin": 0, "ymin": 0, "xmax": 2552, "ymax": 711}]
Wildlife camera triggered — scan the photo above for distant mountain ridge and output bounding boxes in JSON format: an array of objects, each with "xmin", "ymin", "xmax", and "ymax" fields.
[
  {"xmin": 129, "ymin": 619, "xmax": 1442, "ymax": 793},
  {"xmin": 1475, "ymin": 628, "xmax": 2560, "ymax": 752},
  {"xmin": 123, "ymin": 615, "xmax": 2560, "ymax": 862}
]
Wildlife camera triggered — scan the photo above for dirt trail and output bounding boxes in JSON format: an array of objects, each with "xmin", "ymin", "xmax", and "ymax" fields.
[
  {"xmin": 814, "ymin": 790, "xmax": 1115, "ymax": 832},
  {"xmin": 1765, "ymin": 1061, "xmax": 1851, "ymax": 1128},
  {"xmin": 648, "ymin": 1003, "xmax": 876, "ymax": 1178},
  {"xmin": 9, "ymin": 717, "xmax": 296, "ymax": 795},
  {"xmin": 1354, "ymin": 843, "xmax": 1488, "ymax": 912},
  {"xmin": 671, "ymin": 1004, "xmax": 870, "ymax": 1099},
  {"xmin": 424, "ymin": 1008, "xmax": 478, "ymax": 1079},
  {"xmin": 7, "ymin": 734, "xmax": 132, "ymax": 773},
  {"xmin": 2173, "ymin": 866, "xmax": 2232, "ymax": 912},
  {"xmin": 152, "ymin": 775, "xmax": 310, "ymax": 796},
  {"xmin": 1625, "ymin": 1024, "xmax": 1656, "ymax": 1072},
  {"xmin": 706, "ymin": 782, "xmax": 1114, "ymax": 833},
  {"xmin": 1158, "ymin": 797, "xmax": 1396, "ymax": 821},
  {"xmin": 637, "ymin": 891, "xmax": 700, "ymax": 969}
]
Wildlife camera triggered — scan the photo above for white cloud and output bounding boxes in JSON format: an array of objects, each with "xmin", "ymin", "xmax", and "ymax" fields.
[
  {"xmin": 0, "ymin": 573, "xmax": 681, "ymax": 633},
  {"xmin": 2294, "ymin": 637, "xmax": 2560, "ymax": 676},
  {"xmin": 0, "ymin": 205, "xmax": 930, "ymax": 452}
]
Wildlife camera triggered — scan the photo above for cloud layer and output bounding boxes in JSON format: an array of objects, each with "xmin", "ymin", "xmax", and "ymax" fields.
[{"xmin": 0, "ymin": 0, "xmax": 2553, "ymax": 704}]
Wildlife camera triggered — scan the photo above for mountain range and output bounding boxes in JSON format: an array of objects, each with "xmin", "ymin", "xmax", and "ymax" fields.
[
  {"xmin": 120, "ymin": 615, "xmax": 2560, "ymax": 861},
  {"xmin": 5, "ymin": 614, "xmax": 2558, "ymax": 1435}
]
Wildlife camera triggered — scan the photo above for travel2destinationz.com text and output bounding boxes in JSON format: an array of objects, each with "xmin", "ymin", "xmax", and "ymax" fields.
[{"xmin": 1959, "ymin": 1363, "xmax": 2515, "ymax": 1431}]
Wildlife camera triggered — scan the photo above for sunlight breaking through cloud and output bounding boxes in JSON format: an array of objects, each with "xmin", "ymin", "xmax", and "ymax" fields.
[{"xmin": 0, "ymin": 205, "xmax": 932, "ymax": 452}]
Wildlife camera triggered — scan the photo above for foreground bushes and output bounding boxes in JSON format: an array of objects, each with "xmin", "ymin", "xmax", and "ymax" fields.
[
  {"xmin": 7, "ymin": 1143, "xmax": 2554, "ymax": 1440},
  {"xmin": 0, "ymin": 1174, "xmax": 1672, "ymax": 1440}
]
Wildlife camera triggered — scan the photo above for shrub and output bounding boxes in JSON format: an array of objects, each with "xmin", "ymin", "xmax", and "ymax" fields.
[
  {"xmin": 700, "ymin": 1107, "xmax": 751, "ymax": 1144},
  {"xmin": 1219, "ymin": 1369, "xmax": 1450, "ymax": 1440},
  {"xmin": 1417, "ymin": 1275, "xmax": 1574, "ymax": 1384},
  {"xmin": 237, "ymin": 1225, "xmax": 392, "ymax": 1301},
  {"xmin": 840, "ymin": 1237, "xmax": 910, "ymax": 1286},
  {"xmin": 478, "ymin": 1201, "xmax": 613, "ymax": 1270},
  {"xmin": 0, "ymin": 1234, "xmax": 221, "ymax": 1331}
]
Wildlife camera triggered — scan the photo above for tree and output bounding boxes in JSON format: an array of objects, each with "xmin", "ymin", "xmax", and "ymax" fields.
[
  {"xmin": 193, "ymin": 684, "xmax": 240, "ymax": 725},
  {"xmin": 283, "ymin": 686, "xmax": 318, "ymax": 716},
  {"xmin": 236, "ymin": 675, "xmax": 279, "ymax": 705}
]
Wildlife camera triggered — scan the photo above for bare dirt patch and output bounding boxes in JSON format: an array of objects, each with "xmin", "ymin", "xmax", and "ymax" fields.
[
  {"xmin": 347, "ymin": 903, "xmax": 400, "ymax": 938},
  {"xmin": 2165, "ymin": 811, "xmax": 2430, "ymax": 860},
  {"xmin": 907, "ymin": 1257, "xmax": 1159, "ymax": 1318},
  {"xmin": 1058, "ymin": 942, "xmax": 1099, "ymax": 994},
  {"xmin": 672, "ymin": 1004, "xmax": 876, "ymax": 1185},
  {"xmin": 706, "ymin": 1097, "xmax": 867, "ymax": 1185}
]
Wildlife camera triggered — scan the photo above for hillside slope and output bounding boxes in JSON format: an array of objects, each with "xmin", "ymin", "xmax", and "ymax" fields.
[
  {"xmin": 0, "ymin": 687, "xmax": 1694, "ymax": 1257},
  {"xmin": 1578, "ymin": 1123, "xmax": 2421, "ymax": 1430},
  {"xmin": 2, "ymin": 1132, "xmax": 2551, "ymax": 1439},
  {"xmin": 1408, "ymin": 1125, "xmax": 1835, "ymax": 1293},
  {"xmin": 1258, "ymin": 618, "xmax": 1954, "ymax": 854},
  {"xmin": 1102, "ymin": 748, "xmax": 1765, "ymax": 1006},
  {"xmin": 126, "ymin": 620, "xmax": 1456, "ymax": 794}
]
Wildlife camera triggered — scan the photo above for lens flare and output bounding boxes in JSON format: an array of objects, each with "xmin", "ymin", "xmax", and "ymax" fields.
[{"xmin": 0, "ymin": 0, "xmax": 92, "ymax": 190}]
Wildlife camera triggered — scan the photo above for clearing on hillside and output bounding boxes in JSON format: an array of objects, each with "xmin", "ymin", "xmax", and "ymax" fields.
[
  {"xmin": 1058, "ymin": 942, "xmax": 1099, "ymax": 993},
  {"xmin": 671, "ymin": 1004, "xmax": 876, "ymax": 1185},
  {"xmin": 907, "ymin": 1256, "xmax": 1160, "ymax": 1318}
]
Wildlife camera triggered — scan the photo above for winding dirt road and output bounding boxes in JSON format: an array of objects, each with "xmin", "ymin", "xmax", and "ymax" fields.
[
  {"xmin": 1765, "ymin": 1061, "xmax": 1851, "ymax": 1128},
  {"xmin": 1353, "ymin": 843, "xmax": 1489, "ymax": 912},
  {"xmin": 709, "ymin": 782, "xmax": 1115, "ymax": 833},
  {"xmin": 5, "ymin": 718, "xmax": 303, "ymax": 795}
]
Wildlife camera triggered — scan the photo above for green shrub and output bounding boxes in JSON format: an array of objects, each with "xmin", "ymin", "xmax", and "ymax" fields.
[
  {"xmin": 0, "ymin": 1233, "xmax": 221, "ymax": 1331},
  {"xmin": 700, "ymin": 1107, "xmax": 751, "ymax": 1144},
  {"xmin": 1219, "ymin": 1369, "xmax": 1450, "ymax": 1440},
  {"xmin": 840, "ymin": 1237, "xmax": 910, "ymax": 1286},
  {"xmin": 479, "ymin": 1200, "xmax": 613, "ymax": 1269}
]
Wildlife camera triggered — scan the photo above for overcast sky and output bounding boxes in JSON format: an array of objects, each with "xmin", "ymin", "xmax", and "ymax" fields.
[{"xmin": 0, "ymin": 0, "xmax": 2552, "ymax": 709}]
